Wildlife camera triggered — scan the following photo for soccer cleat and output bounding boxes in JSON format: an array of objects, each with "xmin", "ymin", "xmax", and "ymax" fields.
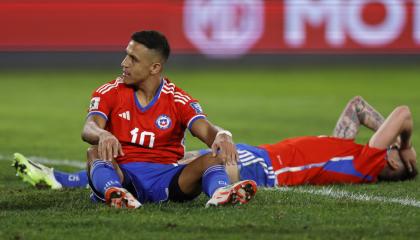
[
  {"xmin": 205, "ymin": 180, "xmax": 258, "ymax": 208},
  {"xmin": 12, "ymin": 153, "xmax": 63, "ymax": 189},
  {"xmin": 105, "ymin": 187, "xmax": 142, "ymax": 209}
]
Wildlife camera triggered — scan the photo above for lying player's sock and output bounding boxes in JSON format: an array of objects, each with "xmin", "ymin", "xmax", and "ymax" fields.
[
  {"xmin": 202, "ymin": 165, "xmax": 230, "ymax": 197},
  {"xmin": 90, "ymin": 160, "xmax": 122, "ymax": 195},
  {"xmin": 53, "ymin": 170, "xmax": 88, "ymax": 188}
]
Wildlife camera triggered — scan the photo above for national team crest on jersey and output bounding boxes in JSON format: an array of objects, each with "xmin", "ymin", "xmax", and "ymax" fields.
[
  {"xmin": 155, "ymin": 115, "xmax": 172, "ymax": 130},
  {"xmin": 89, "ymin": 97, "xmax": 100, "ymax": 110},
  {"xmin": 190, "ymin": 102, "xmax": 203, "ymax": 114}
]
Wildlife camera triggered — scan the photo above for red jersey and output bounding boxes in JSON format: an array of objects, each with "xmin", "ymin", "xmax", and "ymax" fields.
[
  {"xmin": 87, "ymin": 77, "xmax": 206, "ymax": 164},
  {"xmin": 260, "ymin": 136, "xmax": 387, "ymax": 186}
]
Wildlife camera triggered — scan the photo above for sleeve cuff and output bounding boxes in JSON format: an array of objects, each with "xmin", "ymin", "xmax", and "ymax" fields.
[
  {"xmin": 87, "ymin": 111, "xmax": 108, "ymax": 121},
  {"xmin": 187, "ymin": 115, "xmax": 206, "ymax": 130}
]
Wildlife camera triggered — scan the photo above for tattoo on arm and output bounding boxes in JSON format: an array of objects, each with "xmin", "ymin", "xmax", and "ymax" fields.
[
  {"xmin": 333, "ymin": 98, "xmax": 361, "ymax": 139},
  {"xmin": 357, "ymin": 100, "xmax": 385, "ymax": 131},
  {"xmin": 333, "ymin": 96, "xmax": 385, "ymax": 139}
]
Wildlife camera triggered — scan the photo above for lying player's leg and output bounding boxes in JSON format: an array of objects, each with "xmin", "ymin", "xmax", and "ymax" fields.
[{"xmin": 173, "ymin": 153, "xmax": 257, "ymax": 207}]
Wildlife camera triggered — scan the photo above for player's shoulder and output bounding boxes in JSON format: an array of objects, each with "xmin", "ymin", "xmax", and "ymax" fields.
[
  {"xmin": 94, "ymin": 77, "xmax": 126, "ymax": 96},
  {"xmin": 161, "ymin": 78, "xmax": 194, "ymax": 105}
]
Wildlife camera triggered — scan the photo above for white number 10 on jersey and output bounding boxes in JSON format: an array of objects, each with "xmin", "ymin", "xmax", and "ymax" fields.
[{"xmin": 130, "ymin": 128, "xmax": 155, "ymax": 148}]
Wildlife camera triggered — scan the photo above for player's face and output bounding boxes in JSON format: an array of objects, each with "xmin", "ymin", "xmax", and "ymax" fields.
[
  {"xmin": 379, "ymin": 149, "xmax": 407, "ymax": 180},
  {"xmin": 121, "ymin": 41, "xmax": 161, "ymax": 85}
]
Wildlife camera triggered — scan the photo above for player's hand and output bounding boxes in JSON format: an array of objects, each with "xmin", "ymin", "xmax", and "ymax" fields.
[
  {"xmin": 211, "ymin": 132, "xmax": 238, "ymax": 165},
  {"xmin": 98, "ymin": 131, "xmax": 124, "ymax": 161},
  {"xmin": 399, "ymin": 147, "xmax": 417, "ymax": 173}
]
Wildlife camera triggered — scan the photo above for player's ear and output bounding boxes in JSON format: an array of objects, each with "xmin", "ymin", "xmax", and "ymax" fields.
[{"xmin": 150, "ymin": 62, "xmax": 162, "ymax": 75}]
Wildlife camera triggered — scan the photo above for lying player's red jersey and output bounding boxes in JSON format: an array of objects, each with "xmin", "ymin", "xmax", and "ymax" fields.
[{"xmin": 260, "ymin": 136, "xmax": 387, "ymax": 185}]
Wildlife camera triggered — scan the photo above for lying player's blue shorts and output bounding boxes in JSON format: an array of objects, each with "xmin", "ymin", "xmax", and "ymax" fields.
[
  {"xmin": 90, "ymin": 162, "xmax": 186, "ymax": 204},
  {"xmin": 199, "ymin": 144, "xmax": 276, "ymax": 187},
  {"xmin": 236, "ymin": 144, "xmax": 276, "ymax": 187}
]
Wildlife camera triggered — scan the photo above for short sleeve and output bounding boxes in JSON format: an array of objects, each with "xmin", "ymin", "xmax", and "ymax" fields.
[
  {"xmin": 86, "ymin": 81, "xmax": 117, "ymax": 121},
  {"xmin": 175, "ymin": 89, "xmax": 207, "ymax": 130}
]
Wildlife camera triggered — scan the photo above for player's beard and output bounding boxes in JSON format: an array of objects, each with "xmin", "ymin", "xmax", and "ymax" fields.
[
  {"xmin": 121, "ymin": 74, "xmax": 137, "ymax": 86},
  {"xmin": 122, "ymin": 75, "xmax": 133, "ymax": 85},
  {"xmin": 122, "ymin": 75, "xmax": 146, "ymax": 90}
]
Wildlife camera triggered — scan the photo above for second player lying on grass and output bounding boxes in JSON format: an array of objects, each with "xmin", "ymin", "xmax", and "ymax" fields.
[{"xmin": 13, "ymin": 96, "xmax": 417, "ymax": 190}]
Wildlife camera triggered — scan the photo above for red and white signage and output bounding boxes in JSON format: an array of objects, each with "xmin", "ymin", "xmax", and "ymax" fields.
[
  {"xmin": 1, "ymin": 0, "xmax": 419, "ymax": 58},
  {"xmin": 184, "ymin": 0, "xmax": 265, "ymax": 58}
]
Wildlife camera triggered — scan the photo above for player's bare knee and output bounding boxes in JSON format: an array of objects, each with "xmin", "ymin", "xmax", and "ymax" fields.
[
  {"xmin": 199, "ymin": 153, "xmax": 224, "ymax": 169},
  {"xmin": 208, "ymin": 155, "xmax": 224, "ymax": 166},
  {"xmin": 86, "ymin": 146, "xmax": 99, "ymax": 165}
]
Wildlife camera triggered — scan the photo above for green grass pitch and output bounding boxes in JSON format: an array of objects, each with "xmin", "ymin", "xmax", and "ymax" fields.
[{"xmin": 0, "ymin": 65, "xmax": 419, "ymax": 239}]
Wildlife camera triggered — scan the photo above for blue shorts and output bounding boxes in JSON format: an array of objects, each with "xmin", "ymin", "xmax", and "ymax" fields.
[
  {"xmin": 198, "ymin": 144, "xmax": 276, "ymax": 187},
  {"xmin": 90, "ymin": 162, "xmax": 186, "ymax": 204},
  {"xmin": 236, "ymin": 144, "xmax": 276, "ymax": 187}
]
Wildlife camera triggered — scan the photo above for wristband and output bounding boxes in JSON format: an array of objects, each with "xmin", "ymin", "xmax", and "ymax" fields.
[{"xmin": 216, "ymin": 130, "xmax": 232, "ymax": 137}]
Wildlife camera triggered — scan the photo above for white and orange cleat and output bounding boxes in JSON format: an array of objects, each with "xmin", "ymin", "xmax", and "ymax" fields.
[
  {"xmin": 205, "ymin": 180, "xmax": 257, "ymax": 208},
  {"xmin": 105, "ymin": 187, "xmax": 142, "ymax": 209}
]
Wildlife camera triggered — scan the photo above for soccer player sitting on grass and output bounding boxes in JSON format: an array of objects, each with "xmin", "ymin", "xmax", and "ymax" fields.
[
  {"xmin": 13, "ymin": 30, "xmax": 258, "ymax": 209},
  {"xmin": 85, "ymin": 30, "xmax": 259, "ymax": 208},
  {"xmin": 13, "ymin": 96, "xmax": 417, "ymax": 191}
]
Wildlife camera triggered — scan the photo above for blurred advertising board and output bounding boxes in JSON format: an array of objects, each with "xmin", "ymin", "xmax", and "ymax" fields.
[{"xmin": 1, "ymin": 0, "xmax": 419, "ymax": 58}]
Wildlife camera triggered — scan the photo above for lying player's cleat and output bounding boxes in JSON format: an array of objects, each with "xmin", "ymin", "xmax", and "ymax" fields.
[
  {"xmin": 105, "ymin": 187, "xmax": 142, "ymax": 209},
  {"xmin": 12, "ymin": 153, "xmax": 62, "ymax": 189},
  {"xmin": 205, "ymin": 180, "xmax": 258, "ymax": 208}
]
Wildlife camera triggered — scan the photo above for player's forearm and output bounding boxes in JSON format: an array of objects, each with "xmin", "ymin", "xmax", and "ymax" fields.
[
  {"xmin": 334, "ymin": 96, "xmax": 386, "ymax": 139},
  {"xmin": 190, "ymin": 119, "xmax": 219, "ymax": 147},
  {"xmin": 399, "ymin": 114, "xmax": 413, "ymax": 150},
  {"xmin": 333, "ymin": 97, "xmax": 362, "ymax": 139},
  {"xmin": 400, "ymin": 132, "xmax": 412, "ymax": 150},
  {"xmin": 207, "ymin": 125, "xmax": 234, "ymax": 148},
  {"xmin": 203, "ymin": 126, "xmax": 219, "ymax": 148},
  {"xmin": 81, "ymin": 121, "xmax": 110, "ymax": 145},
  {"xmin": 357, "ymin": 98, "xmax": 385, "ymax": 131}
]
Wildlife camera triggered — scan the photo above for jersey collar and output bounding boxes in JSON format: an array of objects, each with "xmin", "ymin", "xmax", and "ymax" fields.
[{"xmin": 134, "ymin": 78, "xmax": 164, "ymax": 112}]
